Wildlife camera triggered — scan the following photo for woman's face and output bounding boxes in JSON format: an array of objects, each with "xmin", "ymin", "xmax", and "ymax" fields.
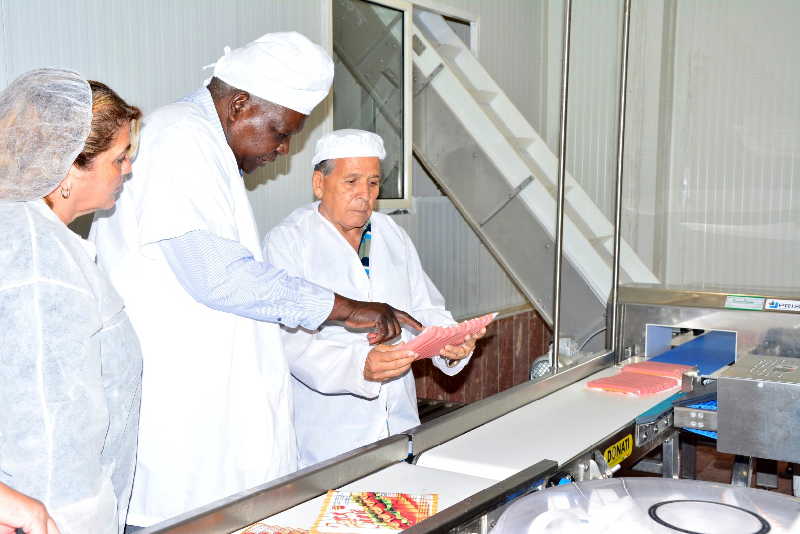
[{"xmin": 72, "ymin": 122, "xmax": 132, "ymax": 213}]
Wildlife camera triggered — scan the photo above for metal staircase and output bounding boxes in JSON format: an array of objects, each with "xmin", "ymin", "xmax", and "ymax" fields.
[{"xmin": 334, "ymin": 1, "xmax": 659, "ymax": 344}]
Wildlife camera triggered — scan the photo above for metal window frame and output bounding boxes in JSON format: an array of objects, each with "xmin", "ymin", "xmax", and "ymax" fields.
[
  {"xmin": 411, "ymin": 0, "xmax": 480, "ymax": 55},
  {"xmin": 332, "ymin": 0, "xmax": 413, "ymax": 210}
]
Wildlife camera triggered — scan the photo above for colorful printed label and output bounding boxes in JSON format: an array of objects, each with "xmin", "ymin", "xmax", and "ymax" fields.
[
  {"xmin": 764, "ymin": 298, "xmax": 800, "ymax": 313},
  {"xmin": 311, "ymin": 491, "xmax": 438, "ymax": 533}
]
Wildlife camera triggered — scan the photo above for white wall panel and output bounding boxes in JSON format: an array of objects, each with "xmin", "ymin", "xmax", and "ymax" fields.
[
  {"xmin": 0, "ymin": 0, "xmax": 531, "ymax": 318},
  {"xmin": 0, "ymin": 0, "xmax": 330, "ymax": 237}
]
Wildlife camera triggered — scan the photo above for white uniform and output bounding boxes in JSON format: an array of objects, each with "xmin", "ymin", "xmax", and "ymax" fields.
[
  {"xmin": 91, "ymin": 90, "xmax": 296, "ymax": 526},
  {"xmin": 0, "ymin": 200, "xmax": 142, "ymax": 534},
  {"xmin": 265, "ymin": 202, "xmax": 469, "ymax": 468}
]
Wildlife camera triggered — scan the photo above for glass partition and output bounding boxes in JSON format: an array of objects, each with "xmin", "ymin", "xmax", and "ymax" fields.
[
  {"xmin": 620, "ymin": 1, "xmax": 800, "ymax": 295},
  {"xmin": 545, "ymin": 0, "xmax": 626, "ymax": 371}
]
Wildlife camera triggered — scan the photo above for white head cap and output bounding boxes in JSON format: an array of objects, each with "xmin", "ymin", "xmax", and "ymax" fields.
[
  {"xmin": 0, "ymin": 68, "xmax": 92, "ymax": 202},
  {"xmin": 207, "ymin": 31, "xmax": 334, "ymax": 115},
  {"xmin": 312, "ymin": 129, "xmax": 386, "ymax": 166}
]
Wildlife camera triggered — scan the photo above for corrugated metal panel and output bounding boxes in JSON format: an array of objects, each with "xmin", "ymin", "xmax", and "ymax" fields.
[{"xmin": 393, "ymin": 196, "xmax": 528, "ymax": 320}]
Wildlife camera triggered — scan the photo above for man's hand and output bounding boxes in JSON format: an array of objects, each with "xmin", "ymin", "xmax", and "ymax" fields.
[
  {"xmin": 364, "ymin": 345, "xmax": 417, "ymax": 382},
  {"xmin": 440, "ymin": 327, "xmax": 487, "ymax": 361},
  {"xmin": 328, "ymin": 294, "xmax": 423, "ymax": 344},
  {"xmin": 0, "ymin": 484, "xmax": 60, "ymax": 534}
]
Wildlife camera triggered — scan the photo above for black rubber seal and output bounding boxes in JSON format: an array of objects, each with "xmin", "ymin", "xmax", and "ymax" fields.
[{"xmin": 648, "ymin": 499, "xmax": 770, "ymax": 534}]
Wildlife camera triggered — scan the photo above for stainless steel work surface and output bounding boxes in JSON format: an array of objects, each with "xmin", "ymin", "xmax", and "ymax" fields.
[
  {"xmin": 258, "ymin": 462, "xmax": 496, "ymax": 530},
  {"xmin": 415, "ymin": 366, "xmax": 682, "ymax": 480}
]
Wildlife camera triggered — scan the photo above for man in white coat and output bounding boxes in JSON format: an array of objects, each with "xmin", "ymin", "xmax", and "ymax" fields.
[
  {"xmin": 90, "ymin": 34, "xmax": 421, "ymax": 529},
  {"xmin": 265, "ymin": 130, "xmax": 486, "ymax": 468}
]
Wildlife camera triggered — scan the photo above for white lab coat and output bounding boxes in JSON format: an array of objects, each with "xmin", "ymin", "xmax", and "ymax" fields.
[
  {"xmin": 0, "ymin": 200, "xmax": 142, "ymax": 534},
  {"xmin": 90, "ymin": 89, "xmax": 296, "ymax": 526},
  {"xmin": 264, "ymin": 202, "xmax": 469, "ymax": 468}
]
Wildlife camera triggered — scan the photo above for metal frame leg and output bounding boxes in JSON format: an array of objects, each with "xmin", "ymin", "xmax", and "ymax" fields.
[
  {"xmin": 680, "ymin": 431, "xmax": 697, "ymax": 480},
  {"xmin": 662, "ymin": 432, "xmax": 680, "ymax": 479},
  {"xmin": 480, "ymin": 514, "xmax": 489, "ymax": 534},
  {"xmin": 731, "ymin": 455, "xmax": 753, "ymax": 487},
  {"xmin": 793, "ymin": 465, "xmax": 800, "ymax": 497}
]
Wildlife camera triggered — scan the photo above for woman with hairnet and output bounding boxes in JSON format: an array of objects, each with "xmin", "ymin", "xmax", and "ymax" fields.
[{"xmin": 0, "ymin": 69, "xmax": 143, "ymax": 534}]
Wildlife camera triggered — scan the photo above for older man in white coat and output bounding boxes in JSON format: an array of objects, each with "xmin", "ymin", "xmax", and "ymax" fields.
[
  {"xmin": 91, "ymin": 35, "xmax": 421, "ymax": 529},
  {"xmin": 265, "ymin": 130, "xmax": 486, "ymax": 468}
]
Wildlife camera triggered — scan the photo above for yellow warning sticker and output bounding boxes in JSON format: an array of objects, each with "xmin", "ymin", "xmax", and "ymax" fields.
[{"xmin": 604, "ymin": 434, "xmax": 633, "ymax": 467}]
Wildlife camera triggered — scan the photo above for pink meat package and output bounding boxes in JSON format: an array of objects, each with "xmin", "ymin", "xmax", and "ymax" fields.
[
  {"xmin": 621, "ymin": 361, "xmax": 696, "ymax": 379},
  {"xmin": 585, "ymin": 373, "xmax": 679, "ymax": 396},
  {"xmin": 397, "ymin": 312, "xmax": 496, "ymax": 360},
  {"xmin": 586, "ymin": 361, "xmax": 692, "ymax": 396}
]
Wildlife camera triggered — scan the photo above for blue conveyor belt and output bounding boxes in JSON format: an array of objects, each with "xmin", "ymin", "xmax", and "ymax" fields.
[
  {"xmin": 687, "ymin": 399, "xmax": 718, "ymax": 411},
  {"xmin": 642, "ymin": 332, "xmax": 732, "ymax": 434},
  {"xmin": 650, "ymin": 330, "xmax": 736, "ymax": 375}
]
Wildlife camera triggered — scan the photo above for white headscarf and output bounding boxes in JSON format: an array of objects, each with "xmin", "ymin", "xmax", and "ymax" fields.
[
  {"xmin": 312, "ymin": 129, "xmax": 386, "ymax": 166},
  {"xmin": 207, "ymin": 31, "xmax": 334, "ymax": 115}
]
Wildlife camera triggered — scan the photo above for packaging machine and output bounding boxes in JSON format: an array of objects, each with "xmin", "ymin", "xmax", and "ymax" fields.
[{"xmin": 139, "ymin": 285, "xmax": 800, "ymax": 534}]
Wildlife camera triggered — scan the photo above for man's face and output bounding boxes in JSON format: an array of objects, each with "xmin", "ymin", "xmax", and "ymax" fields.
[
  {"xmin": 226, "ymin": 99, "xmax": 306, "ymax": 174},
  {"xmin": 314, "ymin": 157, "xmax": 381, "ymax": 231}
]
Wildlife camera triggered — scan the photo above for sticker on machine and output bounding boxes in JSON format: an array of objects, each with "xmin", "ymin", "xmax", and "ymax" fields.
[
  {"xmin": 764, "ymin": 298, "xmax": 800, "ymax": 313},
  {"xmin": 603, "ymin": 434, "xmax": 633, "ymax": 467},
  {"xmin": 724, "ymin": 295, "xmax": 765, "ymax": 311}
]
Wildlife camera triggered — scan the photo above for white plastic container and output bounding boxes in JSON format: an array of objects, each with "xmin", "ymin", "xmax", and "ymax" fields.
[{"xmin": 491, "ymin": 478, "xmax": 800, "ymax": 534}]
